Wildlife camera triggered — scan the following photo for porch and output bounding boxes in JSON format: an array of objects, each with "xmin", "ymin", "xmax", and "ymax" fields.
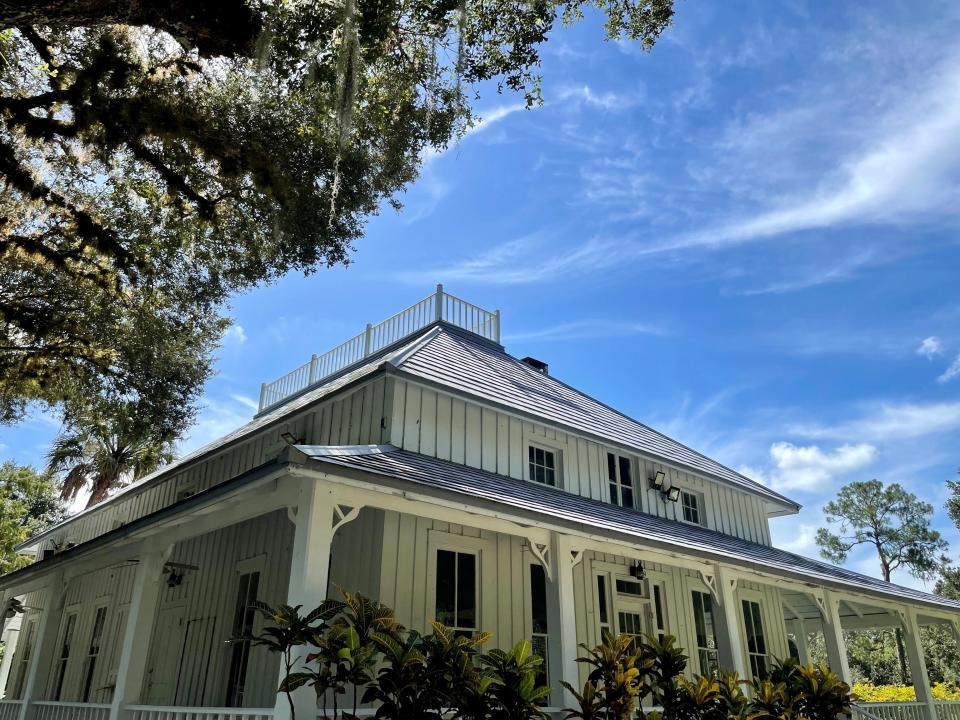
[{"xmin": 1, "ymin": 448, "xmax": 959, "ymax": 720}]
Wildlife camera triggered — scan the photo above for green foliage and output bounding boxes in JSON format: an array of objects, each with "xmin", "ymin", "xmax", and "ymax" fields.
[
  {"xmin": 0, "ymin": 0, "xmax": 674, "ymax": 429},
  {"xmin": 45, "ymin": 398, "xmax": 178, "ymax": 508},
  {"xmin": 0, "ymin": 461, "xmax": 64, "ymax": 573},
  {"xmin": 852, "ymin": 682, "xmax": 960, "ymax": 702},
  {"xmin": 816, "ymin": 480, "xmax": 949, "ymax": 582}
]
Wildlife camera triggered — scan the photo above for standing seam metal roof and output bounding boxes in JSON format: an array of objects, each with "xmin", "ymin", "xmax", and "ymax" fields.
[
  {"xmin": 299, "ymin": 445, "xmax": 960, "ymax": 613},
  {"xmin": 390, "ymin": 326, "xmax": 798, "ymax": 509}
]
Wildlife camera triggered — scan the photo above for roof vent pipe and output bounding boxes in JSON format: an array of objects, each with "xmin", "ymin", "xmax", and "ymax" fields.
[{"xmin": 521, "ymin": 356, "xmax": 549, "ymax": 374}]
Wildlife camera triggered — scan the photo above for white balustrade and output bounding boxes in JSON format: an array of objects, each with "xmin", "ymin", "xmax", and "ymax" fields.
[
  {"xmin": 0, "ymin": 700, "xmax": 21, "ymax": 720},
  {"xmin": 32, "ymin": 702, "xmax": 110, "ymax": 720},
  {"xmin": 126, "ymin": 706, "xmax": 273, "ymax": 720},
  {"xmin": 855, "ymin": 702, "xmax": 929, "ymax": 720},
  {"xmin": 258, "ymin": 285, "xmax": 501, "ymax": 412},
  {"xmin": 937, "ymin": 701, "xmax": 960, "ymax": 720}
]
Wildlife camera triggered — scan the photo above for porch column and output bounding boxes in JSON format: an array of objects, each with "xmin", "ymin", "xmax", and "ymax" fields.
[
  {"xmin": 788, "ymin": 618, "xmax": 810, "ymax": 665},
  {"xmin": 820, "ymin": 590, "xmax": 852, "ymax": 684},
  {"xmin": 274, "ymin": 479, "xmax": 335, "ymax": 720},
  {"xmin": 546, "ymin": 532, "xmax": 581, "ymax": 708},
  {"xmin": 17, "ymin": 571, "xmax": 65, "ymax": 720},
  {"xmin": 901, "ymin": 609, "xmax": 936, "ymax": 720},
  {"xmin": 714, "ymin": 566, "xmax": 749, "ymax": 679},
  {"xmin": 0, "ymin": 610, "xmax": 21, "ymax": 698},
  {"xmin": 109, "ymin": 544, "xmax": 170, "ymax": 720}
]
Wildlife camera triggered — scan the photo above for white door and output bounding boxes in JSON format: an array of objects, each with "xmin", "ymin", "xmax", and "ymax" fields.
[{"xmin": 144, "ymin": 605, "xmax": 186, "ymax": 705}]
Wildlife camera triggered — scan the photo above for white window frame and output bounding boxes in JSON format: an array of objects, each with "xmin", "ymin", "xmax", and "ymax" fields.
[
  {"xmin": 689, "ymin": 586, "xmax": 720, "ymax": 676},
  {"xmin": 427, "ymin": 531, "xmax": 492, "ymax": 636},
  {"xmin": 80, "ymin": 601, "xmax": 111, "ymax": 702},
  {"xmin": 225, "ymin": 556, "xmax": 265, "ymax": 707},
  {"xmin": 526, "ymin": 443, "xmax": 562, "ymax": 488},
  {"xmin": 739, "ymin": 591, "xmax": 770, "ymax": 680},
  {"xmin": 50, "ymin": 605, "xmax": 81, "ymax": 700},
  {"xmin": 606, "ymin": 452, "xmax": 636, "ymax": 508},
  {"xmin": 679, "ymin": 489, "xmax": 706, "ymax": 527},
  {"xmin": 526, "ymin": 561, "xmax": 550, "ymax": 688},
  {"xmin": 591, "ymin": 561, "xmax": 670, "ymax": 643}
]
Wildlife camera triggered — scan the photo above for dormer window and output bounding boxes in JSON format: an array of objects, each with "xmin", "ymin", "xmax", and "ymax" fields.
[
  {"xmin": 681, "ymin": 490, "xmax": 704, "ymax": 526},
  {"xmin": 528, "ymin": 446, "xmax": 557, "ymax": 487},
  {"xmin": 607, "ymin": 453, "xmax": 634, "ymax": 508}
]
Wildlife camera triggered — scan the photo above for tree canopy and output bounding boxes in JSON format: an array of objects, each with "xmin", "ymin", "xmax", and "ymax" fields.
[
  {"xmin": 0, "ymin": 461, "xmax": 64, "ymax": 574},
  {"xmin": 0, "ymin": 0, "xmax": 675, "ymax": 428}
]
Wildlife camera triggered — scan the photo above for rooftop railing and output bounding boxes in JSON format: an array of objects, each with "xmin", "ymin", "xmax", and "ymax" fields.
[{"xmin": 257, "ymin": 285, "xmax": 500, "ymax": 413}]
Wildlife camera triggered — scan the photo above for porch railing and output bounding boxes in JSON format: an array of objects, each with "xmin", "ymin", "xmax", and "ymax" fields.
[
  {"xmin": 0, "ymin": 700, "xmax": 22, "ymax": 720},
  {"xmin": 257, "ymin": 285, "xmax": 501, "ymax": 412},
  {"xmin": 938, "ymin": 701, "xmax": 960, "ymax": 720},
  {"xmin": 126, "ymin": 706, "xmax": 273, "ymax": 720},
  {"xmin": 33, "ymin": 702, "xmax": 110, "ymax": 720}
]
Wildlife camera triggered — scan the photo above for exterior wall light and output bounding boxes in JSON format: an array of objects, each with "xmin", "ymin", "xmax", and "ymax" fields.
[
  {"xmin": 666, "ymin": 486, "xmax": 681, "ymax": 503},
  {"xmin": 629, "ymin": 560, "xmax": 646, "ymax": 580},
  {"xmin": 649, "ymin": 470, "xmax": 681, "ymax": 503},
  {"xmin": 649, "ymin": 470, "xmax": 666, "ymax": 491}
]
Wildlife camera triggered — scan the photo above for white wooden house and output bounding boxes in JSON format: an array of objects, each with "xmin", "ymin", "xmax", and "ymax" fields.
[{"xmin": 1, "ymin": 287, "xmax": 959, "ymax": 720}]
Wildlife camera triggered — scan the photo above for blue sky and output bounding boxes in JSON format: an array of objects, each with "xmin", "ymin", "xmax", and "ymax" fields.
[{"xmin": 5, "ymin": 0, "xmax": 960, "ymax": 590}]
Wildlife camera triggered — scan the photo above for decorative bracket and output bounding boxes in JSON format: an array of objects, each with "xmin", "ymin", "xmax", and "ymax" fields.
[
  {"xmin": 698, "ymin": 570, "xmax": 718, "ymax": 598},
  {"xmin": 286, "ymin": 506, "xmax": 298, "ymax": 524},
  {"xmin": 570, "ymin": 549, "xmax": 585, "ymax": 568},
  {"xmin": 814, "ymin": 594, "xmax": 828, "ymax": 619},
  {"xmin": 527, "ymin": 540, "xmax": 552, "ymax": 582},
  {"xmin": 332, "ymin": 504, "xmax": 362, "ymax": 534}
]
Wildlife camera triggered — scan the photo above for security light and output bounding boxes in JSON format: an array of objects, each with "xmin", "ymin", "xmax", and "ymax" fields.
[
  {"xmin": 280, "ymin": 431, "xmax": 299, "ymax": 445},
  {"xmin": 649, "ymin": 470, "xmax": 666, "ymax": 491},
  {"xmin": 667, "ymin": 486, "xmax": 681, "ymax": 503},
  {"xmin": 629, "ymin": 560, "xmax": 646, "ymax": 581}
]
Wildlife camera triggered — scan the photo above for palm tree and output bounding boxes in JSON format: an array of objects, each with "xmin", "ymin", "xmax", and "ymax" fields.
[{"xmin": 46, "ymin": 402, "xmax": 175, "ymax": 509}]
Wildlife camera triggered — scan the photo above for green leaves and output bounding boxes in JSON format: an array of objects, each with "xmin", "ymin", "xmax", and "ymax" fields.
[{"xmin": 0, "ymin": 461, "xmax": 64, "ymax": 574}]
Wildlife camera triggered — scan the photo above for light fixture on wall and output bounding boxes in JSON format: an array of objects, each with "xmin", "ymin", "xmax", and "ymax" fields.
[
  {"xmin": 162, "ymin": 561, "xmax": 198, "ymax": 588},
  {"xmin": 166, "ymin": 568, "xmax": 184, "ymax": 588},
  {"xmin": 629, "ymin": 560, "xmax": 646, "ymax": 581},
  {"xmin": 649, "ymin": 470, "xmax": 681, "ymax": 503},
  {"xmin": 280, "ymin": 431, "xmax": 300, "ymax": 445}
]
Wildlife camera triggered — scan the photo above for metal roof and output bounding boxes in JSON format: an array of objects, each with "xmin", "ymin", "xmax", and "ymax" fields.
[
  {"xmin": 389, "ymin": 326, "xmax": 798, "ymax": 509},
  {"xmin": 298, "ymin": 444, "xmax": 960, "ymax": 614}
]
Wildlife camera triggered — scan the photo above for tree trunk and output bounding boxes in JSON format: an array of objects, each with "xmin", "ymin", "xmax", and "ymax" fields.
[
  {"xmin": 879, "ymin": 561, "xmax": 910, "ymax": 682},
  {"xmin": 0, "ymin": 0, "xmax": 261, "ymax": 57}
]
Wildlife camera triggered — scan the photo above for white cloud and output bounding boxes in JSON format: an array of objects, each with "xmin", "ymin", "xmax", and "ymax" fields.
[
  {"xmin": 557, "ymin": 85, "xmax": 633, "ymax": 111},
  {"xmin": 773, "ymin": 523, "xmax": 820, "ymax": 556},
  {"xmin": 792, "ymin": 401, "xmax": 960, "ymax": 442},
  {"xmin": 229, "ymin": 394, "xmax": 260, "ymax": 412},
  {"xmin": 762, "ymin": 442, "xmax": 877, "ymax": 492},
  {"xmin": 938, "ymin": 354, "xmax": 960, "ymax": 383},
  {"xmin": 223, "ymin": 324, "xmax": 247, "ymax": 344},
  {"xmin": 502, "ymin": 319, "xmax": 664, "ymax": 344},
  {"xmin": 916, "ymin": 336, "xmax": 943, "ymax": 358}
]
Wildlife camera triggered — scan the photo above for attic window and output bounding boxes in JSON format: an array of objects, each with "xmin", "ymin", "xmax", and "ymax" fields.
[
  {"xmin": 528, "ymin": 446, "xmax": 557, "ymax": 487},
  {"xmin": 681, "ymin": 491, "xmax": 704, "ymax": 526}
]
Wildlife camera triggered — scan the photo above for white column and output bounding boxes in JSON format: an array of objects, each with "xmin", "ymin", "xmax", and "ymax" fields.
[
  {"xmin": 546, "ymin": 532, "xmax": 580, "ymax": 708},
  {"xmin": 792, "ymin": 618, "xmax": 811, "ymax": 665},
  {"xmin": 902, "ymin": 609, "xmax": 936, "ymax": 720},
  {"xmin": 17, "ymin": 571, "xmax": 64, "ymax": 720},
  {"xmin": 714, "ymin": 566, "xmax": 749, "ymax": 679},
  {"xmin": 820, "ymin": 590, "xmax": 851, "ymax": 684},
  {"xmin": 109, "ymin": 545, "xmax": 170, "ymax": 720},
  {"xmin": 274, "ymin": 479, "xmax": 335, "ymax": 720}
]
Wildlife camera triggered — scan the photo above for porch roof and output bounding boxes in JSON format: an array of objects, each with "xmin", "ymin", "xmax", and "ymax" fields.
[{"xmin": 298, "ymin": 444, "xmax": 960, "ymax": 615}]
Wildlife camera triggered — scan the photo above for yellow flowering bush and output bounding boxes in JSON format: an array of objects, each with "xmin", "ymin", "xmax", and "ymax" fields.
[{"xmin": 852, "ymin": 683, "xmax": 960, "ymax": 702}]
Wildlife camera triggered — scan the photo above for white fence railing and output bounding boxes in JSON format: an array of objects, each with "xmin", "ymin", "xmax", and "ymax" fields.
[
  {"xmin": 33, "ymin": 702, "xmax": 110, "ymax": 720},
  {"xmin": 938, "ymin": 701, "xmax": 960, "ymax": 720},
  {"xmin": 258, "ymin": 285, "xmax": 500, "ymax": 412},
  {"xmin": 127, "ymin": 706, "xmax": 273, "ymax": 720},
  {"xmin": 0, "ymin": 700, "xmax": 22, "ymax": 720}
]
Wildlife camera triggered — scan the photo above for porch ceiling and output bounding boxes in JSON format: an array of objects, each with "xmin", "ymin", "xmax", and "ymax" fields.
[{"xmin": 296, "ymin": 444, "xmax": 960, "ymax": 618}]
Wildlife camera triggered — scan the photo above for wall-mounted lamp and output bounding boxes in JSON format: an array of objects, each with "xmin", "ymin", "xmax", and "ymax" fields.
[
  {"xmin": 280, "ymin": 431, "xmax": 300, "ymax": 445},
  {"xmin": 649, "ymin": 470, "xmax": 681, "ymax": 503},
  {"xmin": 162, "ymin": 561, "xmax": 198, "ymax": 588},
  {"xmin": 629, "ymin": 560, "xmax": 646, "ymax": 581},
  {"xmin": 649, "ymin": 470, "xmax": 666, "ymax": 491},
  {"xmin": 166, "ymin": 568, "xmax": 184, "ymax": 588}
]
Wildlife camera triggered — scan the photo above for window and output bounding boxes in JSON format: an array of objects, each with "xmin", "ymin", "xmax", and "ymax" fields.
[
  {"xmin": 81, "ymin": 606, "xmax": 108, "ymax": 702},
  {"xmin": 681, "ymin": 491, "xmax": 703, "ymax": 526},
  {"xmin": 691, "ymin": 591, "xmax": 719, "ymax": 676},
  {"xmin": 9, "ymin": 618, "xmax": 36, "ymax": 698},
  {"xmin": 435, "ymin": 549, "xmax": 477, "ymax": 636},
  {"xmin": 528, "ymin": 446, "xmax": 557, "ymax": 487},
  {"xmin": 596, "ymin": 576, "xmax": 611, "ymax": 636},
  {"xmin": 52, "ymin": 612, "xmax": 77, "ymax": 700},
  {"xmin": 529, "ymin": 564, "xmax": 549, "ymax": 688},
  {"xmin": 741, "ymin": 600, "xmax": 768, "ymax": 679},
  {"xmin": 606, "ymin": 454, "xmax": 634, "ymax": 508},
  {"xmin": 225, "ymin": 571, "xmax": 260, "ymax": 707}
]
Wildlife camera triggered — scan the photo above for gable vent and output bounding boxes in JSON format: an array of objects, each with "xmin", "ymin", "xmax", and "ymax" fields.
[{"xmin": 521, "ymin": 356, "xmax": 549, "ymax": 374}]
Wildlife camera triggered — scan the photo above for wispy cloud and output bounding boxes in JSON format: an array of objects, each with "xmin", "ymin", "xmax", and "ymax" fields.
[
  {"xmin": 938, "ymin": 354, "xmax": 960, "ymax": 383},
  {"xmin": 230, "ymin": 394, "xmax": 260, "ymax": 412},
  {"xmin": 917, "ymin": 336, "xmax": 944, "ymax": 358},
  {"xmin": 556, "ymin": 85, "xmax": 636, "ymax": 111},
  {"xmin": 791, "ymin": 401, "xmax": 960, "ymax": 442},
  {"xmin": 503, "ymin": 319, "xmax": 664, "ymax": 344},
  {"xmin": 223, "ymin": 324, "xmax": 247, "ymax": 344},
  {"xmin": 745, "ymin": 442, "xmax": 877, "ymax": 492}
]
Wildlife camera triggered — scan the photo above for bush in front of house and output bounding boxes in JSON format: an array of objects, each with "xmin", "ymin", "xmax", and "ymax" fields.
[
  {"xmin": 247, "ymin": 591, "xmax": 853, "ymax": 720},
  {"xmin": 852, "ymin": 682, "xmax": 960, "ymax": 702}
]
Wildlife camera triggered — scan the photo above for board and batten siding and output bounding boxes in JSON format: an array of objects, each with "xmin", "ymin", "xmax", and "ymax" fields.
[
  {"xmin": 387, "ymin": 378, "xmax": 773, "ymax": 545},
  {"xmin": 38, "ymin": 377, "xmax": 393, "ymax": 555}
]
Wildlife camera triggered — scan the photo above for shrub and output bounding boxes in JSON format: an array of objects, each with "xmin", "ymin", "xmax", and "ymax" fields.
[{"xmin": 852, "ymin": 682, "xmax": 960, "ymax": 702}]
